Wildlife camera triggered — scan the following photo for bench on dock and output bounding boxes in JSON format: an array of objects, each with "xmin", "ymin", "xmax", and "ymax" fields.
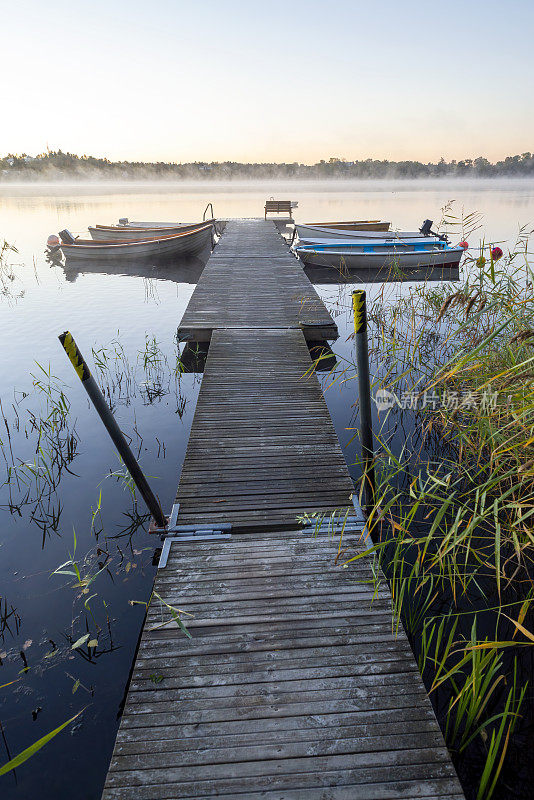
[{"xmin": 265, "ymin": 199, "xmax": 293, "ymax": 219}]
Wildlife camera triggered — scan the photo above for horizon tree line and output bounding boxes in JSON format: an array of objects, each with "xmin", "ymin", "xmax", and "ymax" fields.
[{"xmin": 1, "ymin": 150, "xmax": 533, "ymax": 179}]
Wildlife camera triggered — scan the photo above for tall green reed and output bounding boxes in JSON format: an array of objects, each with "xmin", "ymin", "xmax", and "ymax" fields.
[{"xmin": 324, "ymin": 215, "xmax": 534, "ymax": 798}]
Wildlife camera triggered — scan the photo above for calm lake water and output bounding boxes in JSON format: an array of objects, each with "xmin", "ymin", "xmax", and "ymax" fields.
[{"xmin": 0, "ymin": 179, "xmax": 533, "ymax": 799}]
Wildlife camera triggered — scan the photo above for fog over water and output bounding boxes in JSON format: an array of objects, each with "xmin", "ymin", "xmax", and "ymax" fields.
[{"xmin": 2, "ymin": 178, "xmax": 533, "ymax": 244}]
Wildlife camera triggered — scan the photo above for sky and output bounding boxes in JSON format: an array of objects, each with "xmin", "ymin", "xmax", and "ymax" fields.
[{"xmin": 1, "ymin": 0, "xmax": 533, "ymax": 164}]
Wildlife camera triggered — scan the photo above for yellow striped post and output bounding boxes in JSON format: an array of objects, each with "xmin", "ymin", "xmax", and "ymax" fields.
[
  {"xmin": 351, "ymin": 291, "xmax": 375, "ymax": 509},
  {"xmin": 58, "ymin": 331, "xmax": 91, "ymax": 382},
  {"xmin": 352, "ymin": 290, "xmax": 367, "ymax": 334},
  {"xmin": 58, "ymin": 331, "xmax": 167, "ymax": 528}
]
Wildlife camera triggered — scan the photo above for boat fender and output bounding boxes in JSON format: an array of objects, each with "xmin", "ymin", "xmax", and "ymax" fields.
[
  {"xmin": 47, "ymin": 234, "xmax": 60, "ymax": 248},
  {"xmin": 58, "ymin": 229, "xmax": 76, "ymax": 245}
]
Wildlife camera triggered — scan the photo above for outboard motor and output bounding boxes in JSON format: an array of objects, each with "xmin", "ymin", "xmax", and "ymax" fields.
[
  {"xmin": 420, "ymin": 219, "xmax": 434, "ymax": 236},
  {"xmin": 58, "ymin": 229, "xmax": 76, "ymax": 244},
  {"xmin": 419, "ymin": 219, "xmax": 449, "ymax": 242},
  {"xmin": 118, "ymin": 218, "xmax": 129, "ymax": 225}
]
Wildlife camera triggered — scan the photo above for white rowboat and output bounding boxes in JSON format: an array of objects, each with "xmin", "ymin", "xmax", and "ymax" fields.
[
  {"xmin": 89, "ymin": 222, "xmax": 210, "ymax": 241},
  {"xmin": 60, "ymin": 224, "xmax": 213, "ymax": 262},
  {"xmin": 302, "ymin": 220, "xmax": 391, "ymax": 231},
  {"xmin": 295, "ymin": 224, "xmax": 439, "ymax": 242},
  {"xmin": 118, "ymin": 220, "xmax": 203, "ymax": 228}
]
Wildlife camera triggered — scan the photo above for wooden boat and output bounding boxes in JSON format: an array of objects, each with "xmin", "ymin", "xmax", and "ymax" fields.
[
  {"xmin": 296, "ymin": 224, "xmax": 440, "ymax": 242},
  {"xmin": 117, "ymin": 220, "xmax": 202, "ymax": 227},
  {"xmin": 302, "ymin": 220, "xmax": 391, "ymax": 231},
  {"xmin": 59, "ymin": 224, "xmax": 213, "ymax": 262},
  {"xmin": 89, "ymin": 221, "xmax": 209, "ymax": 241},
  {"xmin": 295, "ymin": 239, "xmax": 464, "ymax": 271},
  {"xmin": 297, "ymin": 235, "xmax": 444, "ymax": 250}
]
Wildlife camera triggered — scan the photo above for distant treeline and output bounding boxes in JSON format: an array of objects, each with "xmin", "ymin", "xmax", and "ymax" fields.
[{"xmin": 2, "ymin": 150, "xmax": 534, "ymax": 180}]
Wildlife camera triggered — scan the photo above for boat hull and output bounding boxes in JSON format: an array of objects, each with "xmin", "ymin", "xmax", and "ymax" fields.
[
  {"xmin": 61, "ymin": 225, "xmax": 213, "ymax": 262},
  {"xmin": 296, "ymin": 246, "xmax": 463, "ymax": 271},
  {"xmin": 303, "ymin": 220, "xmax": 391, "ymax": 231},
  {"xmin": 119, "ymin": 220, "xmax": 191, "ymax": 227},
  {"xmin": 297, "ymin": 235, "xmax": 443, "ymax": 248},
  {"xmin": 296, "ymin": 224, "xmax": 433, "ymax": 241},
  {"xmin": 89, "ymin": 222, "xmax": 209, "ymax": 241}
]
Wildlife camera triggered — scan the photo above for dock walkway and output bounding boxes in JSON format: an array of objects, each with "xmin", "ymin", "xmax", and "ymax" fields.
[{"xmin": 102, "ymin": 220, "xmax": 464, "ymax": 799}]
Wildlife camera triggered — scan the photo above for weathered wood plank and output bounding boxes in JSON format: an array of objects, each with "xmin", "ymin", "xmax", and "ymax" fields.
[
  {"xmin": 109, "ymin": 733, "xmax": 447, "ymax": 771},
  {"xmin": 104, "ymin": 751, "xmax": 456, "ymax": 789},
  {"xmin": 113, "ymin": 722, "xmax": 440, "ymax": 756},
  {"xmin": 103, "ymin": 781, "xmax": 463, "ymax": 800},
  {"xmin": 114, "ymin": 707, "xmax": 438, "ymax": 743},
  {"xmin": 129, "ymin": 660, "xmax": 419, "ymax": 690},
  {"xmin": 103, "ymin": 778, "xmax": 463, "ymax": 800}
]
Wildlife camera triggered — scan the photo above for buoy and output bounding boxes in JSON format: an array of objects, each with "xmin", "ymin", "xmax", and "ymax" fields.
[
  {"xmin": 459, "ymin": 241, "xmax": 469, "ymax": 250},
  {"xmin": 491, "ymin": 246, "xmax": 503, "ymax": 261},
  {"xmin": 47, "ymin": 234, "xmax": 60, "ymax": 248}
]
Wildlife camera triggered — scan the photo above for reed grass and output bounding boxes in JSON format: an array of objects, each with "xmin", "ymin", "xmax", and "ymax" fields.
[
  {"xmin": 0, "ymin": 331, "xmax": 189, "ymax": 537},
  {"xmin": 323, "ymin": 214, "xmax": 534, "ymax": 799},
  {"xmin": 0, "ymin": 239, "xmax": 24, "ymax": 303},
  {"xmin": 0, "ymin": 709, "xmax": 84, "ymax": 777}
]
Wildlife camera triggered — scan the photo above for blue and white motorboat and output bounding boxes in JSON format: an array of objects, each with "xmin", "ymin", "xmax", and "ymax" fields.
[{"xmin": 295, "ymin": 238, "xmax": 464, "ymax": 271}]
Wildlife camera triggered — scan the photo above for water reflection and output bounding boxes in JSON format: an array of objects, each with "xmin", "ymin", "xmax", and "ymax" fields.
[
  {"xmin": 180, "ymin": 342, "xmax": 209, "ymax": 373},
  {"xmin": 304, "ymin": 263, "xmax": 460, "ymax": 284},
  {"xmin": 58, "ymin": 256, "xmax": 206, "ymax": 285},
  {"xmin": 308, "ymin": 341, "xmax": 337, "ymax": 371}
]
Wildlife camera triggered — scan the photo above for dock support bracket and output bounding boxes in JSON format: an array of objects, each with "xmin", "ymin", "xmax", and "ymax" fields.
[{"xmin": 156, "ymin": 505, "xmax": 232, "ymax": 568}]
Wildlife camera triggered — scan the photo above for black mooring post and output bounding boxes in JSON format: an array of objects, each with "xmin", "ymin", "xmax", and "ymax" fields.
[
  {"xmin": 58, "ymin": 331, "xmax": 167, "ymax": 529},
  {"xmin": 352, "ymin": 291, "xmax": 376, "ymax": 510}
]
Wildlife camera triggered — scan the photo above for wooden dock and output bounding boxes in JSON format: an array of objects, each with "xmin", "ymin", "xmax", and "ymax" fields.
[{"xmin": 102, "ymin": 220, "xmax": 463, "ymax": 799}]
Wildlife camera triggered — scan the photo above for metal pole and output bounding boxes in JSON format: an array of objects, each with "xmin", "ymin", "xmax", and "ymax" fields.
[
  {"xmin": 352, "ymin": 291, "xmax": 375, "ymax": 509},
  {"xmin": 58, "ymin": 331, "xmax": 168, "ymax": 529}
]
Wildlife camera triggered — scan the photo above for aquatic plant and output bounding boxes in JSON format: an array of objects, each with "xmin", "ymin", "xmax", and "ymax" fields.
[
  {"xmin": 0, "ymin": 596, "xmax": 21, "ymax": 643},
  {"xmin": 91, "ymin": 332, "xmax": 188, "ymax": 412},
  {"xmin": 0, "ymin": 239, "xmax": 24, "ymax": 303},
  {"xmin": 0, "ymin": 710, "xmax": 84, "ymax": 777},
  {"xmin": 0, "ymin": 365, "xmax": 79, "ymax": 545},
  {"xmin": 321, "ymin": 220, "xmax": 534, "ymax": 799}
]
